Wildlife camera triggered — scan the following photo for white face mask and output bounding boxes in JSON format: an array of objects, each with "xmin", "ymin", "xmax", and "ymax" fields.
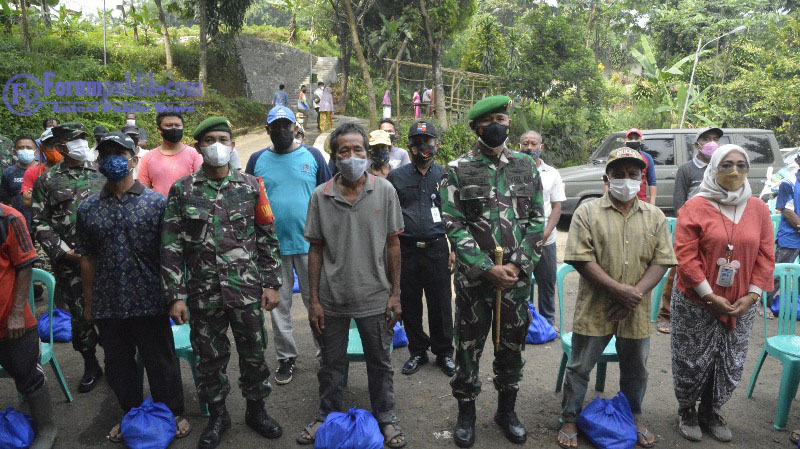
[
  {"xmin": 201, "ymin": 142, "xmax": 232, "ymax": 167},
  {"xmin": 126, "ymin": 119, "xmax": 136, "ymax": 127},
  {"xmin": 65, "ymin": 139, "xmax": 91, "ymax": 162},
  {"xmin": 608, "ymin": 178, "xmax": 640, "ymax": 202}
]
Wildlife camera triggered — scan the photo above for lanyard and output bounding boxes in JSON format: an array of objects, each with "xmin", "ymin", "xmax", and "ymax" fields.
[{"xmin": 714, "ymin": 203, "xmax": 741, "ymax": 260}]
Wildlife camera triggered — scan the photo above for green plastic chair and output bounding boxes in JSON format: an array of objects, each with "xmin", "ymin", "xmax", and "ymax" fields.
[
  {"xmin": 768, "ymin": 197, "xmax": 778, "ymax": 214},
  {"xmin": 649, "ymin": 271, "xmax": 671, "ymax": 323},
  {"xmin": 746, "ymin": 262, "xmax": 800, "ymax": 430},
  {"xmin": 136, "ymin": 322, "xmax": 209, "ymax": 417},
  {"xmin": 344, "ymin": 318, "xmax": 393, "ymax": 387},
  {"xmin": 665, "ymin": 217, "xmax": 677, "ymax": 244},
  {"xmin": 555, "ymin": 263, "xmax": 618, "ymax": 393},
  {"xmin": 0, "ymin": 269, "xmax": 73, "ymax": 402}
]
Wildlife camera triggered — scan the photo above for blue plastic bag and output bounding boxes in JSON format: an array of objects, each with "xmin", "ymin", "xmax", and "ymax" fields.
[
  {"xmin": 315, "ymin": 408, "xmax": 383, "ymax": 449},
  {"xmin": 120, "ymin": 398, "xmax": 177, "ymax": 449},
  {"xmin": 0, "ymin": 407, "xmax": 34, "ymax": 449},
  {"xmin": 577, "ymin": 392, "xmax": 637, "ymax": 449},
  {"xmin": 37, "ymin": 309, "xmax": 72, "ymax": 343},
  {"xmin": 526, "ymin": 303, "xmax": 557, "ymax": 344},
  {"xmin": 770, "ymin": 294, "xmax": 800, "ymax": 320},
  {"xmin": 392, "ymin": 322, "xmax": 408, "ymax": 347},
  {"xmin": 293, "ymin": 270, "xmax": 300, "ymax": 293}
]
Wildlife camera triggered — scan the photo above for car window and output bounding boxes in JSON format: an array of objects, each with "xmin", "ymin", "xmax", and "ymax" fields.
[
  {"xmin": 641, "ymin": 138, "xmax": 675, "ymax": 165},
  {"xmin": 590, "ymin": 134, "xmax": 625, "ymax": 161},
  {"xmin": 739, "ymin": 134, "xmax": 774, "ymax": 164},
  {"xmin": 684, "ymin": 135, "xmax": 732, "ymax": 154}
]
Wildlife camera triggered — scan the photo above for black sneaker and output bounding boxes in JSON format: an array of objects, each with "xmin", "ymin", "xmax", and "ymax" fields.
[{"xmin": 275, "ymin": 358, "xmax": 295, "ymax": 385}]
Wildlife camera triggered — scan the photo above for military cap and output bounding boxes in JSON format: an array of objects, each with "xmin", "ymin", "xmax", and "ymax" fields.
[
  {"xmin": 193, "ymin": 116, "xmax": 233, "ymax": 141},
  {"xmin": 93, "ymin": 125, "xmax": 108, "ymax": 136},
  {"xmin": 408, "ymin": 120, "xmax": 438, "ymax": 139},
  {"xmin": 97, "ymin": 131, "xmax": 136, "ymax": 154},
  {"xmin": 606, "ymin": 147, "xmax": 646, "ymax": 171},
  {"xmin": 51, "ymin": 122, "xmax": 87, "ymax": 141},
  {"xmin": 120, "ymin": 124, "xmax": 139, "ymax": 136},
  {"xmin": 467, "ymin": 95, "xmax": 512, "ymax": 121}
]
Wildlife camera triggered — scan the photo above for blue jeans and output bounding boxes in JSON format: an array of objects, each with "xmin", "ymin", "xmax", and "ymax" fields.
[{"xmin": 561, "ymin": 334, "xmax": 650, "ymax": 422}]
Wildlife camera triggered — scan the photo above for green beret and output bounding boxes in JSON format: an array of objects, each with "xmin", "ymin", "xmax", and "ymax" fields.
[
  {"xmin": 467, "ymin": 95, "xmax": 512, "ymax": 121},
  {"xmin": 193, "ymin": 116, "xmax": 233, "ymax": 141}
]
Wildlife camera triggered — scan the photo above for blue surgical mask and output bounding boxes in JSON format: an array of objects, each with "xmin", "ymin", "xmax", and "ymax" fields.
[
  {"xmin": 16, "ymin": 149, "xmax": 35, "ymax": 164},
  {"xmin": 99, "ymin": 154, "xmax": 131, "ymax": 182}
]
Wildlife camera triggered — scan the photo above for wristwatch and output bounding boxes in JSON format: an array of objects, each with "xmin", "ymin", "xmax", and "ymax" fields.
[{"xmin": 748, "ymin": 292, "xmax": 761, "ymax": 304}]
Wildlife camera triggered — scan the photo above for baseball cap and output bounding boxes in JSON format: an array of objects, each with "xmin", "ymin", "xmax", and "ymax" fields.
[
  {"xmin": 93, "ymin": 125, "xmax": 108, "ymax": 136},
  {"xmin": 120, "ymin": 124, "xmax": 140, "ymax": 136},
  {"xmin": 695, "ymin": 127, "xmax": 723, "ymax": 142},
  {"xmin": 625, "ymin": 128, "xmax": 643, "ymax": 138},
  {"xmin": 267, "ymin": 106, "xmax": 296, "ymax": 125},
  {"xmin": 39, "ymin": 128, "xmax": 54, "ymax": 144},
  {"xmin": 97, "ymin": 131, "xmax": 136, "ymax": 154},
  {"xmin": 606, "ymin": 147, "xmax": 647, "ymax": 171},
  {"xmin": 408, "ymin": 120, "xmax": 439, "ymax": 139},
  {"xmin": 52, "ymin": 122, "xmax": 87, "ymax": 141},
  {"xmin": 369, "ymin": 129, "xmax": 392, "ymax": 147}
]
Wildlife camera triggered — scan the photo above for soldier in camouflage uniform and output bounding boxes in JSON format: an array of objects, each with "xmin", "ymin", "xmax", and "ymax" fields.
[
  {"xmin": 441, "ymin": 96, "xmax": 545, "ymax": 447},
  {"xmin": 0, "ymin": 135, "xmax": 13, "ymax": 172},
  {"xmin": 161, "ymin": 116, "xmax": 283, "ymax": 449},
  {"xmin": 30, "ymin": 122, "xmax": 105, "ymax": 393}
]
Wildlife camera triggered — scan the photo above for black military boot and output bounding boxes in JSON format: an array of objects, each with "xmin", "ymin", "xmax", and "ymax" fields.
[
  {"xmin": 78, "ymin": 351, "xmax": 102, "ymax": 393},
  {"xmin": 494, "ymin": 390, "xmax": 527, "ymax": 444},
  {"xmin": 454, "ymin": 400, "xmax": 476, "ymax": 448},
  {"xmin": 245, "ymin": 399, "xmax": 282, "ymax": 439},
  {"xmin": 198, "ymin": 403, "xmax": 231, "ymax": 449}
]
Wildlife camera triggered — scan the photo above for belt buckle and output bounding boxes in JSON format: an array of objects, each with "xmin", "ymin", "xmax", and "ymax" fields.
[{"xmin": 416, "ymin": 241, "xmax": 427, "ymax": 249}]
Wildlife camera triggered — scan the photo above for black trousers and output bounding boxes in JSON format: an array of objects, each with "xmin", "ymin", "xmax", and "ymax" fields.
[
  {"xmin": 399, "ymin": 237, "xmax": 454, "ymax": 358},
  {"xmin": 0, "ymin": 328, "xmax": 45, "ymax": 395},
  {"xmin": 315, "ymin": 107, "xmax": 321, "ymax": 129},
  {"xmin": 96, "ymin": 315, "xmax": 184, "ymax": 415}
]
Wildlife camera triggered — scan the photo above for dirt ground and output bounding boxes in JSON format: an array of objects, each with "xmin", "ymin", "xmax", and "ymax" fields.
[{"xmin": 3, "ymin": 132, "xmax": 797, "ymax": 448}]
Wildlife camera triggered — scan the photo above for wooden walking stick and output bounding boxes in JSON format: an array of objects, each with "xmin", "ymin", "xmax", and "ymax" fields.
[{"xmin": 494, "ymin": 246, "xmax": 503, "ymax": 351}]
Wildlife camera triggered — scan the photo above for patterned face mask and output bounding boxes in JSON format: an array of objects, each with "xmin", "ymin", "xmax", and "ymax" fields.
[{"xmin": 98, "ymin": 154, "xmax": 131, "ymax": 182}]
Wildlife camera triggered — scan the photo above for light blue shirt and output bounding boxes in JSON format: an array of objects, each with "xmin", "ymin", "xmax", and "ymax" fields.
[{"xmin": 253, "ymin": 146, "xmax": 319, "ymax": 255}]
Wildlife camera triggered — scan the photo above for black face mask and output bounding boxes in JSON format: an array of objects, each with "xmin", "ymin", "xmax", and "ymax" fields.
[
  {"xmin": 411, "ymin": 143, "xmax": 437, "ymax": 163},
  {"xmin": 625, "ymin": 140, "xmax": 642, "ymax": 150},
  {"xmin": 271, "ymin": 128, "xmax": 295, "ymax": 151},
  {"xmin": 161, "ymin": 128, "xmax": 183, "ymax": 143},
  {"xmin": 477, "ymin": 122, "xmax": 509, "ymax": 149}
]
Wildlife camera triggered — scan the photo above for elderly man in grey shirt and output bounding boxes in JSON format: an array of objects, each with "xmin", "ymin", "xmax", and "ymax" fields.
[{"xmin": 298, "ymin": 122, "xmax": 406, "ymax": 448}]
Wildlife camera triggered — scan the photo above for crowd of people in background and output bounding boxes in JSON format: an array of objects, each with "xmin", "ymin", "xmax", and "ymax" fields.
[{"xmin": 0, "ymin": 89, "xmax": 793, "ymax": 449}]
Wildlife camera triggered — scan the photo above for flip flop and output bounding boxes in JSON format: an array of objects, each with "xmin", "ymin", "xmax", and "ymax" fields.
[
  {"xmin": 106, "ymin": 423, "xmax": 123, "ymax": 444},
  {"xmin": 381, "ymin": 423, "xmax": 407, "ymax": 449},
  {"xmin": 296, "ymin": 420, "xmax": 323, "ymax": 445},
  {"xmin": 175, "ymin": 416, "xmax": 191, "ymax": 439},
  {"xmin": 656, "ymin": 322, "xmax": 670, "ymax": 334},
  {"xmin": 557, "ymin": 429, "xmax": 578, "ymax": 448},
  {"xmin": 637, "ymin": 428, "xmax": 656, "ymax": 448}
]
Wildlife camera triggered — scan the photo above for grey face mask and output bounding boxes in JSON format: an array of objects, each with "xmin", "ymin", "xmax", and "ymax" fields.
[{"xmin": 336, "ymin": 156, "xmax": 368, "ymax": 182}]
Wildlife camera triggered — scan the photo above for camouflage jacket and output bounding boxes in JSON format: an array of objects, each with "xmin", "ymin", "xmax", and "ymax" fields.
[
  {"xmin": 161, "ymin": 168, "xmax": 282, "ymax": 310},
  {"xmin": 0, "ymin": 136, "xmax": 13, "ymax": 172},
  {"xmin": 31, "ymin": 161, "xmax": 105, "ymax": 263},
  {"xmin": 441, "ymin": 143, "xmax": 545, "ymax": 288}
]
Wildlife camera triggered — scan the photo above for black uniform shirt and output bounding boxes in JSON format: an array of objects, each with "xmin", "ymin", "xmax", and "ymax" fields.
[{"xmin": 387, "ymin": 162, "xmax": 446, "ymax": 240}]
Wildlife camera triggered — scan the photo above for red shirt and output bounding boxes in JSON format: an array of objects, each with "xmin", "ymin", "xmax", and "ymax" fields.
[
  {"xmin": 0, "ymin": 205, "xmax": 38, "ymax": 339},
  {"xmin": 20, "ymin": 164, "xmax": 48, "ymax": 193},
  {"xmin": 675, "ymin": 196, "xmax": 775, "ymax": 329},
  {"xmin": 637, "ymin": 157, "xmax": 649, "ymax": 201}
]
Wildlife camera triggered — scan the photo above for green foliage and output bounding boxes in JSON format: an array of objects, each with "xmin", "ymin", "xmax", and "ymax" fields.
[
  {"xmin": 459, "ymin": 13, "xmax": 507, "ymax": 75},
  {"xmin": 240, "ymin": 24, "xmax": 338, "ymax": 56}
]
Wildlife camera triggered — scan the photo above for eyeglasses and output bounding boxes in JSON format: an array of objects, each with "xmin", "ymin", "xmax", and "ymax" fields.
[{"xmin": 717, "ymin": 161, "xmax": 749, "ymax": 174}]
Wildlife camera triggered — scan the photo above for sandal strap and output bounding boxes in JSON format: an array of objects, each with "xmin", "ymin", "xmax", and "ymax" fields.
[{"xmin": 559, "ymin": 429, "xmax": 577, "ymax": 440}]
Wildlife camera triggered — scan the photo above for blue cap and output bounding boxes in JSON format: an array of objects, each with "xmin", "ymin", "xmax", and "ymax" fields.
[{"xmin": 267, "ymin": 106, "xmax": 296, "ymax": 124}]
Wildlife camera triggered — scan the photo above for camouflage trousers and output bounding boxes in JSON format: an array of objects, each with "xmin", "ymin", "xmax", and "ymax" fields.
[
  {"xmin": 451, "ymin": 282, "xmax": 531, "ymax": 401},
  {"xmin": 190, "ymin": 304, "xmax": 272, "ymax": 405},
  {"xmin": 53, "ymin": 263, "xmax": 98, "ymax": 354}
]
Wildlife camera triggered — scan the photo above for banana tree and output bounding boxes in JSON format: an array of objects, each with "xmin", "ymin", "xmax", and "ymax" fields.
[
  {"xmin": 267, "ymin": 0, "xmax": 301, "ymax": 44},
  {"xmin": 630, "ymin": 35, "xmax": 708, "ymax": 102}
]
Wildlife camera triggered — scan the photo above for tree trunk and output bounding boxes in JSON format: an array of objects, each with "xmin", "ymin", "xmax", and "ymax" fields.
[
  {"xmin": 198, "ymin": 0, "xmax": 209, "ymax": 96},
  {"xmin": 419, "ymin": 0, "xmax": 447, "ymax": 129},
  {"xmin": 40, "ymin": 0, "xmax": 51, "ymax": 29},
  {"xmin": 154, "ymin": 0, "xmax": 173, "ymax": 78},
  {"xmin": 342, "ymin": 0, "xmax": 377, "ymax": 128},
  {"xmin": 288, "ymin": 13, "xmax": 297, "ymax": 44},
  {"xmin": 385, "ymin": 34, "xmax": 409, "ymax": 82},
  {"xmin": 19, "ymin": 0, "xmax": 32, "ymax": 53},
  {"xmin": 129, "ymin": 0, "xmax": 139, "ymax": 42}
]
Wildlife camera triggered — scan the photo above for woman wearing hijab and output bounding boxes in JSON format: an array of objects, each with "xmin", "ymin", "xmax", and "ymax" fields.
[
  {"xmin": 412, "ymin": 88, "xmax": 421, "ymax": 119},
  {"xmin": 383, "ymin": 89, "xmax": 392, "ymax": 119},
  {"xmin": 319, "ymin": 87, "xmax": 334, "ymax": 132},
  {"xmin": 672, "ymin": 144, "xmax": 775, "ymax": 443}
]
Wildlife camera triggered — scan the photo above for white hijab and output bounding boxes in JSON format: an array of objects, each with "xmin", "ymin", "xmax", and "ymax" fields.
[{"xmin": 696, "ymin": 144, "xmax": 752, "ymax": 208}]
